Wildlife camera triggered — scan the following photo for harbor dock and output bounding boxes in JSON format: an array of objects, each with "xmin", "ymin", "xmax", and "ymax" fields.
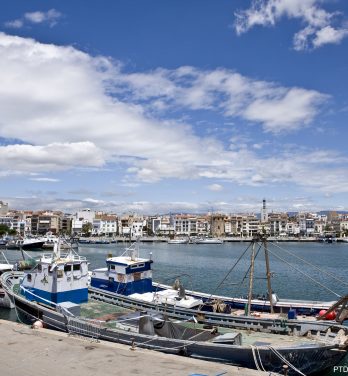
[{"xmin": 0, "ymin": 320, "xmax": 273, "ymax": 376}]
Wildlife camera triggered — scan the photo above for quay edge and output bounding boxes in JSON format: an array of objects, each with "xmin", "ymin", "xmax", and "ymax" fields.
[{"xmin": 0, "ymin": 320, "xmax": 275, "ymax": 376}]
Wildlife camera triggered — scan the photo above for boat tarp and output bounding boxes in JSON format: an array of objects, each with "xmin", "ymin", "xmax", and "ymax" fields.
[{"xmin": 139, "ymin": 316, "xmax": 216, "ymax": 342}]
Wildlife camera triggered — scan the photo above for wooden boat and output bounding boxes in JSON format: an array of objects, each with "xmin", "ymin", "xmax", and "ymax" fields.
[{"xmin": 2, "ymin": 247, "xmax": 348, "ymax": 376}]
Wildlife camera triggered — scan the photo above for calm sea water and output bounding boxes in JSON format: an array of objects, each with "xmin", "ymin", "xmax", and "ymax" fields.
[
  {"xmin": 1, "ymin": 241, "xmax": 348, "ymax": 374},
  {"xmin": 78, "ymin": 240, "xmax": 348, "ymax": 301}
]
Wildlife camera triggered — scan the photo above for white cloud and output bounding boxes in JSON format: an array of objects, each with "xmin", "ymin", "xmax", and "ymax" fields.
[
  {"xmin": 0, "ymin": 33, "xmax": 347, "ymax": 195},
  {"xmin": 4, "ymin": 194, "xmax": 347, "ymax": 214},
  {"xmin": 207, "ymin": 184, "xmax": 223, "ymax": 191},
  {"xmin": 116, "ymin": 67, "xmax": 327, "ymax": 133},
  {"xmin": 30, "ymin": 177, "xmax": 60, "ymax": 182},
  {"xmin": 234, "ymin": 0, "xmax": 348, "ymax": 50},
  {"xmin": 313, "ymin": 25, "xmax": 348, "ymax": 48},
  {"xmin": 4, "ymin": 8, "xmax": 62, "ymax": 29},
  {"xmin": 0, "ymin": 142, "xmax": 104, "ymax": 174},
  {"xmin": 4, "ymin": 19, "xmax": 24, "ymax": 29}
]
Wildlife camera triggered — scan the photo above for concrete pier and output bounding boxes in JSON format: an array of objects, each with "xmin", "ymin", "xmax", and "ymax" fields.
[{"xmin": 0, "ymin": 320, "xmax": 272, "ymax": 376}]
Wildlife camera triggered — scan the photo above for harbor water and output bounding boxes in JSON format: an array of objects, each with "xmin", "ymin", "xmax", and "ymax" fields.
[{"xmin": 1, "ymin": 241, "xmax": 348, "ymax": 374}]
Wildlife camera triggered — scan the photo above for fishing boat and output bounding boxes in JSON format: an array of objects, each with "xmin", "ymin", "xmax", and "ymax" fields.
[
  {"xmin": 167, "ymin": 238, "xmax": 189, "ymax": 244},
  {"xmin": 89, "ymin": 237, "xmax": 348, "ymax": 326},
  {"xmin": 195, "ymin": 237, "xmax": 223, "ymax": 244},
  {"xmin": 6, "ymin": 237, "xmax": 45, "ymax": 250},
  {"xmin": 2, "ymin": 243, "xmax": 348, "ymax": 375}
]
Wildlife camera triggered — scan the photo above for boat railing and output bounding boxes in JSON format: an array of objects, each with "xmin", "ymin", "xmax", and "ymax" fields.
[{"xmin": 41, "ymin": 252, "xmax": 87, "ymax": 262}]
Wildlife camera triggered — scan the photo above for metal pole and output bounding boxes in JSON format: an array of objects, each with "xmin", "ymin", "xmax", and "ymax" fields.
[
  {"xmin": 263, "ymin": 237, "xmax": 274, "ymax": 314},
  {"xmin": 247, "ymin": 240, "xmax": 256, "ymax": 316}
]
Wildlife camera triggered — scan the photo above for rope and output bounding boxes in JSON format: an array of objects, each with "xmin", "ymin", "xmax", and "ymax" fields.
[
  {"xmin": 199, "ymin": 242, "xmax": 253, "ymax": 308},
  {"xmin": 263, "ymin": 244, "xmax": 341, "ymax": 298},
  {"xmin": 268, "ymin": 346, "xmax": 306, "ymax": 376},
  {"xmin": 270, "ymin": 241, "xmax": 348, "ymax": 287},
  {"xmin": 238, "ymin": 242, "xmax": 263, "ymax": 287},
  {"xmin": 256, "ymin": 345, "xmax": 267, "ymax": 372},
  {"xmin": 250, "ymin": 345, "xmax": 261, "ymax": 371}
]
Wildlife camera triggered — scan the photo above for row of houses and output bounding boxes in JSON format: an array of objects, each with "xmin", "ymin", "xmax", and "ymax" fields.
[{"xmin": 1, "ymin": 201, "xmax": 348, "ymax": 238}]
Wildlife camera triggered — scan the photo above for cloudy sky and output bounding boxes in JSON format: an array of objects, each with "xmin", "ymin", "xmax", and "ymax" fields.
[{"xmin": 0, "ymin": 0, "xmax": 347, "ymax": 214}]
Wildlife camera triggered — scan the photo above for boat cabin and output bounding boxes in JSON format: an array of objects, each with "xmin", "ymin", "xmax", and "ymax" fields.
[
  {"xmin": 91, "ymin": 255, "xmax": 153, "ymax": 296},
  {"xmin": 21, "ymin": 252, "xmax": 89, "ymax": 305}
]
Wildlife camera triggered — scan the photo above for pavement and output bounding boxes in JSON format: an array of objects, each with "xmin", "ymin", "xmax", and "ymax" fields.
[{"xmin": 0, "ymin": 319, "xmax": 274, "ymax": 376}]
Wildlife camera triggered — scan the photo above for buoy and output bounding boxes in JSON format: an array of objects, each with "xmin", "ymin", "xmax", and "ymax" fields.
[
  {"xmin": 32, "ymin": 320, "xmax": 44, "ymax": 329},
  {"xmin": 326, "ymin": 311, "xmax": 336, "ymax": 320},
  {"xmin": 318, "ymin": 310, "xmax": 336, "ymax": 320},
  {"xmin": 319, "ymin": 309, "xmax": 327, "ymax": 317}
]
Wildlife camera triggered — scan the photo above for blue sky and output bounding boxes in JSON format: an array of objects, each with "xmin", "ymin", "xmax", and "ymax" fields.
[{"xmin": 0, "ymin": 0, "xmax": 348, "ymax": 214}]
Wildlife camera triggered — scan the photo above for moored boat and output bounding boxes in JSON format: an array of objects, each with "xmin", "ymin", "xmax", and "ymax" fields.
[
  {"xmin": 2, "ymin": 243, "xmax": 348, "ymax": 376},
  {"xmin": 0, "ymin": 252, "xmax": 13, "ymax": 308},
  {"xmin": 6, "ymin": 237, "xmax": 45, "ymax": 250},
  {"xmin": 195, "ymin": 237, "xmax": 223, "ymax": 244},
  {"xmin": 167, "ymin": 238, "xmax": 189, "ymax": 244},
  {"xmin": 89, "ymin": 239, "xmax": 348, "ymax": 325}
]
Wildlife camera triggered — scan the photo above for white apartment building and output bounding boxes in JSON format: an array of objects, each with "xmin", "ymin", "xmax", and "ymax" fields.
[
  {"xmin": 131, "ymin": 220, "xmax": 146, "ymax": 238},
  {"xmin": 93, "ymin": 215, "xmax": 118, "ymax": 236}
]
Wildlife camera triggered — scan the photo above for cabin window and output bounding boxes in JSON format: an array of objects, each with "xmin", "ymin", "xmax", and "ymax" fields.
[
  {"xmin": 133, "ymin": 272, "xmax": 141, "ymax": 281},
  {"xmin": 130, "ymin": 263, "xmax": 145, "ymax": 269},
  {"xmin": 110, "ymin": 265, "xmax": 115, "ymax": 270},
  {"xmin": 64, "ymin": 265, "xmax": 72, "ymax": 273},
  {"xmin": 37, "ymin": 264, "xmax": 42, "ymax": 272},
  {"xmin": 27, "ymin": 273, "xmax": 32, "ymax": 282},
  {"xmin": 73, "ymin": 264, "xmax": 81, "ymax": 271},
  {"xmin": 57, "ymin": 270, "xmax": 63, "ymax": 278}
]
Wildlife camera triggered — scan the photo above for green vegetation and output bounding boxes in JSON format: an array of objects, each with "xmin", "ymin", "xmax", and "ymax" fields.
[{"xmin": 0, "ymin": 224, "xmax": 17, "ymax": 236}]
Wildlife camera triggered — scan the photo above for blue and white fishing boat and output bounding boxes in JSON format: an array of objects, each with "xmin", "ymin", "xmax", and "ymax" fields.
[
  {"xmin": 20, "ymin": 241, "xmax": 88, "ymax": 306},
  {"xmin": 91, "ymin": 242, "xmax": 203, "ymax": 309},
  {"xmin": 89, "ymin": 237, "xmax": 348, "ymax": 326}
]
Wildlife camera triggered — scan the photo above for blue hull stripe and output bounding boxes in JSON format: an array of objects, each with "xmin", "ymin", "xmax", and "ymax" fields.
[
  {"xmin": 21, "ymin": 286, "xmax": 88, "ymax": 305},
  {"xmin": 91, "ymin": 277, "xmax": 152, "ymax": 296}
]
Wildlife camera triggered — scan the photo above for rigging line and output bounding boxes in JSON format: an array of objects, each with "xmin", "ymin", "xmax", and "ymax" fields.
[
  {"xmin": 199, "ymin": 242, "xmax": 254, "ymax": 308},
  {"xmin": 239, "ymin": 242, "xmax": 263, "ymax": 285},
  {"xmin": 269, "ymin": 241, "xmax": 348, "ymax": 287},
  {"xmin": 262, "ymin": 243, "xmax": 341, "ymax": 298},
  {"xmin": 209, "ymin": 241, "xmax": 253, "ymax": 297}
]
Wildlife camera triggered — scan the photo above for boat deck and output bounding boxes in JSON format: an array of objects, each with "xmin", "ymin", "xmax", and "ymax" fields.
[{"xmin": 180, "ymin": 322, "xmax": 327, "ymax": 348}]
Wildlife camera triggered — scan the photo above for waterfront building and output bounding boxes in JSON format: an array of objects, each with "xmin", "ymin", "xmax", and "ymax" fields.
[
  {"xmin": 229, "ymin": 214, "xmax": 259, "ymax": 237},
  {"xmin": 174, "ymin": 214, "xmax": 198, "ymax": 236},
  {"xmin": 61, "ymin": 216, "xmax": 73, "ymax": 235},
  {"xmin": 314, "ymin": 221, "xmax": 325, "ymax": 236},
  {"xmin": 268, "ymin": 213, "xmax": 288, "ymax": 236},
  {"xmin": 211, "ymin": 214, "xmax": 227, "ymax": 237},
  {"xmin": 156, "ymin": 216, "xmax": 175, "ymax": 236},
  {"xmin": 284, "ymin": 221, "xmax": 298, "ymax": 236},
  {"xmin": 71, "ymin": 209, "xmax": 96, "ymax": 235},
  {"xmin": 130, "ymin": 219, "xmax": 146, "ymax": 238},
  {"xmin": 196, "ymin": 216, "xmax": 209, "ymax": 236},
  {"xmin": 93, "ymin": 214, "xmax": 118, "ymax": 236},
  {"xmin": 31, "ymin": 211, "xmax": 62, "ymax": 235}
]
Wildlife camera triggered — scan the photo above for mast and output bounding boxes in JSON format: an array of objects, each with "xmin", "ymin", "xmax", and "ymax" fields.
[
  {"xmin": 247, "ymin": 240, "xmax": 256, "ymax": 316},
  {"xmin": 263, "ymin": 236, "xmax": 274, "ymax": 314},
  {"xmin": 53, "ymin": 238, "xmax": 61, "ymax": 261}
]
